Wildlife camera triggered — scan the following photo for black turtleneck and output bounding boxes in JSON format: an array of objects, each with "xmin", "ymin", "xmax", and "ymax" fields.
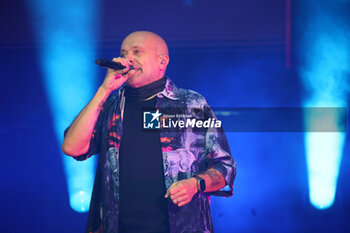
[
  {"xmin": 123, "ymin": 76, "xmax": 167, "ymax": 101},
  {"xmin": 118, "ymin": 77, "xmax": 170, "ymax": 233}
]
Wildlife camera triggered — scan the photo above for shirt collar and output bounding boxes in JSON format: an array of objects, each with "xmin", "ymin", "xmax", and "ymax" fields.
[{"xmin": 158, "ymin": 77, "xmax": 180, "ymax": 100}]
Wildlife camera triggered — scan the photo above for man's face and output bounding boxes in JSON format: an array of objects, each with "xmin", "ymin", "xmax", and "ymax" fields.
[{"xmin": 120, "ymin": 33, "xmax": 162, "ymax": 88}]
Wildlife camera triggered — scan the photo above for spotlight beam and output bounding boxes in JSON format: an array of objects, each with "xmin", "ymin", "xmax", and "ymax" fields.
[
  {"xmin": 300, "ymin": 1, "xmax": 349, "ymax": 209},
  {"xmin": 27, "ymin": 0, "xmax": 99, "ymax": 212}
]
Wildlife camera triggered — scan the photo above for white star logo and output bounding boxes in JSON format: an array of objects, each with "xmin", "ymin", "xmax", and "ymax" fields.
[{"xmin": 150, "ymin": 109, "xmax": 162, "ymax": 122}]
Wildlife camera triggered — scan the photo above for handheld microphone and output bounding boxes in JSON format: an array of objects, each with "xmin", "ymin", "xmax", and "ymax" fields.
[{"xmin": 95, "ymin": 58, "xmax": 134, "ymax": 71}]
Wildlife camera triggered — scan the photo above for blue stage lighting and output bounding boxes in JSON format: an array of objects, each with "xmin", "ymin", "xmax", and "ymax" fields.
[
  {"xmin": 300, "ymin": 2, "xmax": 349, "ymax": 209},
  {"xmin": 304, "ymin": 120, "xmax": 345, "ymax": 209},
  {"xmin": 27, "ymin": 0, "xmax": 99, "ymax": 212}
]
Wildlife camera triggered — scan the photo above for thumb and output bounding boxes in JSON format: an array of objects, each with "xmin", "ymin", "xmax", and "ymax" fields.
[{"xmin": 164, "ymin": 188, "xmax": 170, "ymax": 198}]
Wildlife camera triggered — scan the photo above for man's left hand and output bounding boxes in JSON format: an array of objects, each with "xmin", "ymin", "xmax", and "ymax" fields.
[{"xmin": 164, "ymin": 178, "xmax": 198, "ymax": 207}]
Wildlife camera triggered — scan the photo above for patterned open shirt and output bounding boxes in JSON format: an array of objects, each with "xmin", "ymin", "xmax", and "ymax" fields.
[{"xmin": 67, "ymin": 78, "xmax": 236, "ymax": 233}]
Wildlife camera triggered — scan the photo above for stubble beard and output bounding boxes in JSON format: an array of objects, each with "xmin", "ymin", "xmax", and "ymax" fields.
[{"xmin": 126, "ymin": 69, "xmax": 147, "ymax": 88}]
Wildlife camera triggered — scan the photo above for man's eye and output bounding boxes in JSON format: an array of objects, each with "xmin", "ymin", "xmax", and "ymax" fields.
[{"xmin": 134, "ymin": 50, "xmax": 140, "ymax": 54}]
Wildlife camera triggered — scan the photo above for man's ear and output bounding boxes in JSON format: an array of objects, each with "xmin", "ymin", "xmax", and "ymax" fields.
[{"xmin": 160, "ymin": 55, "xmax": 169, "ymax": 70}]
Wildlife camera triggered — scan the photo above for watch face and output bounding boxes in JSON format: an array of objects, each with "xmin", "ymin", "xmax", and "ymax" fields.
[
  {"xmin": 194, "ymin": 175, "xmax": 206, "ymax": 192},
  {"xmin": 199, "ymin": 179, "xmax": 206, "ymax": 192}
]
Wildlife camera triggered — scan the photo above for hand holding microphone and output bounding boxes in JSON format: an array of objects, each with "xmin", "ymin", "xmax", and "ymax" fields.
[{"xmin": 97, "ymin": 57, "xmax": 136, "ymax": 93}]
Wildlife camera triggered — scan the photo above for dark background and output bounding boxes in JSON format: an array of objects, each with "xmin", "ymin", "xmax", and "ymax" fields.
[{"xmin": 1, "ymin": 0, "xmax": 349, "ymax": 232}]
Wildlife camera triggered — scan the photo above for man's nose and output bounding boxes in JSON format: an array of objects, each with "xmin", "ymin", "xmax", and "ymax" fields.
[{"xmin": 125, "ymin": 55, "xmax": 134, "ymax": 65}]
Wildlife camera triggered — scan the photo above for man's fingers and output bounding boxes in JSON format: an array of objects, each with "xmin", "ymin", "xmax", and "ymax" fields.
[
  {"xmin": 165, "ymin": 179, "xmax": 197, "ymax": 207},
  {"xmin": 164, "ymin": 189, "xmax": 170, "ymax": 198},
  {"xmin": 170, "ymin": 189, "xmax": 187, "ymax": 201},
  {"xmin": 122, "ymin": 68, "xmax": 137, "ymax": 78},
  {"xmin": 108, "ymin": 57, "xmax": 130, "ymax": 74},
  {"xmin": 169, "ymin": 183, "xmax": 183, "ymax": 195},
  {"xmin": 171, "ymin": 194, "xmax": 187, "ymax": 205},
  {"xmin": 112, "ymin": 57, "xmax": 127, "ymax": 65},
  {"xmin": 165, "ymin": 182, "xmax": 178, "ymax": 198},
  {"xmin": 172, "ymin": 194, "xmax": 192, "ymax": 207}
]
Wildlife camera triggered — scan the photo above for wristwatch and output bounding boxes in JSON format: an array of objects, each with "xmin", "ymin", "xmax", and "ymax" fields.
[{"xmin": 193, "ymin": 175, "xmax": 206, "ymax": 193}]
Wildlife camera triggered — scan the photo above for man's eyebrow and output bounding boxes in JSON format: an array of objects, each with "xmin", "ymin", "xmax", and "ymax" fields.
[{"xmin": 121, "ymin": 46, "xmax": 145, "ymax": 52}]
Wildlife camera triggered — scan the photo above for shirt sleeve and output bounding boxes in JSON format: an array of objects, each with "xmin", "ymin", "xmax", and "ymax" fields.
[
  {"xmin": 63, "ymin": 94, "xmax": 116, "ymax": 161},
  {"xmin": 201, "ymin": 98, "xmax": 237, "ymax": 197}
]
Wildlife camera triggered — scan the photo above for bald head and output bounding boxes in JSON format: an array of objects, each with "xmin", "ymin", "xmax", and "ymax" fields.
[{"xmin": 122, "ymin": 31, "xmax": 168, "ymax": 57}]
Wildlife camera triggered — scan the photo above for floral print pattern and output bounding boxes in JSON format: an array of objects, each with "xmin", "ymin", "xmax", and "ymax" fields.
[{"xmin": 67, "ymin": 78, "xmax": 236, "ymax": 233}]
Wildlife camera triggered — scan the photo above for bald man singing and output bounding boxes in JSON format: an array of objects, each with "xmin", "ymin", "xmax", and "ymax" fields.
[{"xmin": 62, "ymin": 31, "xmax": 236, "ymax": 233}]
